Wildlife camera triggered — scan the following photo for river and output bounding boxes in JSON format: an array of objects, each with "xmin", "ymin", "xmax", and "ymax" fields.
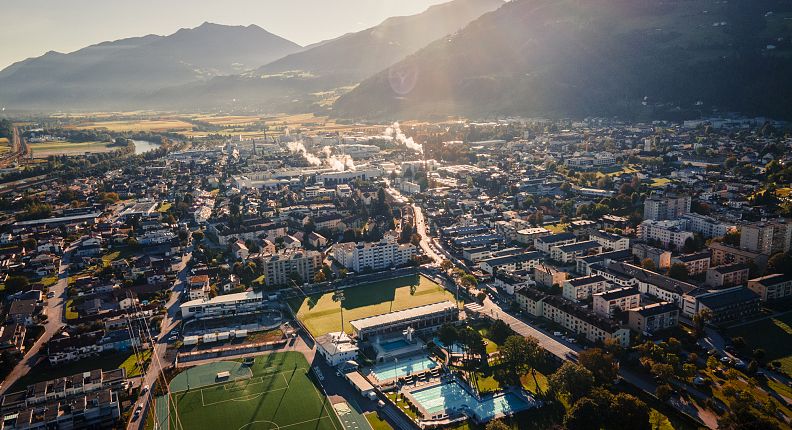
[{"xmin": 132, "ymin": 140, "xmax": 161, "ymax": 154}]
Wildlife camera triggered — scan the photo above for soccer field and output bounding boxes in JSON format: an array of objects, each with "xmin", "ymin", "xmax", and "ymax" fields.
[
  {"xmin": 289, "ymin": 274, "xmax": 457, "ymax": 337},
  {"xmin": 165, "ymin": 352, "xmax": 341, "ymax": 430}
]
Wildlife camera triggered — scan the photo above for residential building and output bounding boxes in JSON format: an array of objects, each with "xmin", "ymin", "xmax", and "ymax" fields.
[
  {"xmin": 576, "ymin": 249, "xmax": 633, "ymax": 275},
  {"xmin": 680, "ymin": 213, "xmax": 735, "ymax": 238},
  {"xmin": 515, "ymin": 227, "xmax": 551, "ymax": 245},
  {"xmin": 690, "ymin": 286, "xmax": 760, "ymax": 325},
  {"xmin": 706, "ymin": 263, "xmax": 751, "ymax": 288},
  {"xmin": 747, "ymin": 274, "xmax": 792, "ymax": 302},
  {"xmin": 643, "ymin": 194, "xmax": 691, "ymax": 221},
  {"xmin": 592, "ymin": 287, "xmax": 640, "ymax": 318},
  {"xmin": 331, "ymin": 233, "xmax": 416, "ymax": 272},
  {"xmin": 671, "ymin": 252, "xmax": 711, "ymax": 276},
  {"xmin": 180, "ymin": 291, "xmax": 268, "ymax": 319},
  {"xmin": 535, "ymin": 232, "xmax": 576, "ymax": 253},
  {"xmin": 628, "ymin": 302, "xmax": 679, "ymax": 334},
  {"xmin": 515, "ymin": 288, "xmax": 630, "ymax": 347},
  {"xmin": 739, "ymin": 219, "xmax": 792, "ymax": 255},
  {"xmin": 550, "ymin": 240, "xmax": 602, "ymax": 263},
  {"xmin": 261, "ymin": 249, "xmax": 323, "ymax": 286},
  {"xmin": 479, "ymin": 251, "xmax": 542, "ymax": 275},
  {"xmin": 589, "ymin": 230, "xmax": 629, "ymax": 251},
  {"xmin": 534, "ymin": 264, "xmax": 567, "ymax": 288},
  {"xmin": 632, "ymin": 243, "xmax": 672, "ymax": 270},
  {"xmin": 709, "ymin": 241, "xmax": 769, "ymax": 269},
  {"xmin": 562, "ymin": 275, "xmax": 610, "ymax": 301},
  {"xmin": 638, "ymin": 220, "xmax": 694, "ymax": 250},
  {"xmin": 187, "ymin": 275, "xmax": 211, "ymax": 301}
]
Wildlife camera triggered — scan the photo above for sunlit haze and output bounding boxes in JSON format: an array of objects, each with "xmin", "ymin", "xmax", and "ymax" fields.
[{"xmin": 0, "ymin": 0, "xmax": 449, "ymax": 69}]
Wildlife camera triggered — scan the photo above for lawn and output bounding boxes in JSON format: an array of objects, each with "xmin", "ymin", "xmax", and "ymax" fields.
[
  {"xmin": 40, "ymin": 276, "xmax": 58, "ymax": 287},
  {"xmin": 650, "ymin": 178, "xmax": 672, "ymax": 187},
  {"xmin": 365, "ymin": 412, "xmax": 392, "ymax": 430},
  {"xmin": 65, "ymin": 299, "xmax": 78, "ymax": 320},
  {"xmin": 11, "ymin": 351, "xmax": 149, "ymax": 390},
  {"xmin": 289, "ymin": 275, "xmax": 457, "ymax": 337},
  {"xmin": 29, "ymin": 141, "xmax": 113, "ymax": 157},
  {"xmin": 74, "ymin": 119, "xmax": 193, "ymax": 132},
  {"xmin": 544, "ymin": 223, "xmax": 569, "ymax": 234},
  {"xmin": 165, "ymin": 351, "xmax": 341, "ymax": 430},
  {"xmin": 726, "ymin": 312, "xmax": 792, "ymax": 374}
]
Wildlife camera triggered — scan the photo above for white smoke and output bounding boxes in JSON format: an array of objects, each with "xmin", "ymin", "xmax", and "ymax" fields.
[
  {"xmin": 390, "ymin": 122, "xmax": 423, "ymax": 153},
  {"xmin": 286, "ymin": 140, "xmax": 322, "ymax": 166},
  {"xmin": 313, "ymin": 145, "xmax": 355, "ymax": 171}
]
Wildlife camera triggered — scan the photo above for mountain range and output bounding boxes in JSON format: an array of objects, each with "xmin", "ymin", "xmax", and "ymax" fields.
[
  {"xmin": 335, "ymin": 0, "xmax": 792, "ymax": 120},
  {"xmin": 0, "ymin": 22, "xmax": 302, "ymax": 110},
  {"xmin": 3, "ymin": 0, "xmax": 792, "ymax": 121},
  {"xmin": 0, "ymin": 0, "xmax": 502, "ymax": 112}
]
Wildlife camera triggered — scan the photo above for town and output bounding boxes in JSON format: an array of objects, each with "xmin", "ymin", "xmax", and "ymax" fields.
[{"xmin": 0, "ymin": 113, "xmax": 789, "ymax": 430}]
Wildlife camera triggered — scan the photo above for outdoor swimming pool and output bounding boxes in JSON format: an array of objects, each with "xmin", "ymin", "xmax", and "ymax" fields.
[
  {"xmin": 410, "ymin": 380, "xmax": 532, "ymax": 421},
  {"xmin": 433, "ymin": 337, "xmax": 465, "ymax": 354},
  {"xmin": 371, "ymin": 355, "xmax": 437, "ymax": 380},
  {"xmin": 379, "ymin": 338, "xmax": 410, "ymax": 352}
]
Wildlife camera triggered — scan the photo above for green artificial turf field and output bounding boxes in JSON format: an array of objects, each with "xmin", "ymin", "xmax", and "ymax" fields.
[{"xmin": 164, "ymin": 352, "xmax": 341, "ymax": 430}]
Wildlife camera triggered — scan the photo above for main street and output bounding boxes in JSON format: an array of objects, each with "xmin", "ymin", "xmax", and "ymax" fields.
[
  {"xmin": 129, "ymin": 251, "xmax": 191, "ymax": 430},
  {"xmin": 0, "ymin": 248, "xmax": 71, "ymax": 394}
]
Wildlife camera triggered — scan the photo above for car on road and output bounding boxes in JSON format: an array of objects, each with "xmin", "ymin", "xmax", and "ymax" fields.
[
  {"xmin": 47, "ymin": 292, "xmax": 55, "ymax": 298},
  {"xmin": 141, "ymin": 385, "xmax": 149, "ymax": 394}
]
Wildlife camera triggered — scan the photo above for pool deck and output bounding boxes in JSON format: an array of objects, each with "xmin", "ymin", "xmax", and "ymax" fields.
[
  {"xmin": 401, "ymin": 375, "xmax": 539, "ymax": 425},
  {"xmin": 362, "ymin": 355, "xmax": 441, "ymax": 388}
]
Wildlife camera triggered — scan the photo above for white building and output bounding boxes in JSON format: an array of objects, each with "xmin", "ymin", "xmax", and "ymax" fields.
[
  {"xmin": 562, "ymin": 275, "xmax": 610, "ymax": 301},
  {"xmin": 331, "ymin": 233, "xmax": 417, "ymax": 272},
  {"xmin": 638, "ymin": 219, "xmax": 694, "ymax": 249},
  {"xmin": 589, "ymin": 230, "xmax": 629, "ymax": 251},
  {"xmin": 316, "ymin": 331, "xmax": 360, "ymax": 366},
  {"xmin": 680, "ymin": 213, "xmax": 735, "ymax": 238},
  {"xmin": 180, "ymin": 291, "xmax": 267, "ymax": 320}
]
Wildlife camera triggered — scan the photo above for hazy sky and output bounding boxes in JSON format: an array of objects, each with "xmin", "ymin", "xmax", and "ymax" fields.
[{"xmin": 0, "ymin": 0, "xmax": 450, "ymax": 69}]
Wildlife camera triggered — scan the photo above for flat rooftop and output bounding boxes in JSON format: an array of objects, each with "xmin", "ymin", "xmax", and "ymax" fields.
[{"xmin": 349, "ymin": 301, "xmax": 456, "ymax": 332}]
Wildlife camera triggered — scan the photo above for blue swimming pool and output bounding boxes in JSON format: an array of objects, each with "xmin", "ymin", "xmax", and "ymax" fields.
[
  {"xmin": 410, "ymin": 381, "xmax": 532, "ymax": 421},
  {"xmin": 371, "ymin": 355, "xmax": 437, "ymax": 380},
  {"xmin": 379, "ymin": 338, "xmax": 410, "ymax": 352},
  {"xmin": 433, "ymin": 337, "xmax": 465, "ymax": 354}
]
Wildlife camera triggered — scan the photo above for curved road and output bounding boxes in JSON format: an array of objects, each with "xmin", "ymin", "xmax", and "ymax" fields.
[{"xmin": 0, "ymin": 248, "xmax": 71, "ymax": 394}]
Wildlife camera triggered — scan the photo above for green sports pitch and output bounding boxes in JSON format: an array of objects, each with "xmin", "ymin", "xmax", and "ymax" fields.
[{"xmin": 161, "ymin": 352, "xmax": 341, "ymax": 430}]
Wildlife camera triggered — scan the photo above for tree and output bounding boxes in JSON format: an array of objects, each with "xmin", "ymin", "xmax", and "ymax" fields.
[
  {"xmin": 564, "ymin": 397, "xmax": 603, "ymax": 430},
  {"xmin": 5, "ymin": 276, "xmax": 30, "ymax": 294},
  {"xmin": 499, "ymin": 335, "xmax": 544, "ymax": 390},
  {"xmin": 692, "ymin": 309, "xmax": 713, "ymax": 337},
  {"xmin": 485, "ymin": 420, "xmax": 510, "ymax": 430},
  {"xmin": 488, "ymin": 320, "xmax": 512, "ymax": 345},
  {"xmin": 667, "ymin": 263, "xmax": 689, "ymax": 281},
  {"xmin": 641, "ymin": 258, "xmax": 656, "ymax": 271},
  {"xmin": 608, "ymin": 393, "xmax": 650, "ymax": 430},
  {"xmin": 578, "ymin": 348, "xmax": 618, "ymax": 386},
  {"xmin": 460, "ymin": 274, "xmax": 478, "ymax": 289},
  {"xmin": 656, "ymin": 384, "xmax": 673, "ymax": 401},
  {"xmin": 313, "ymin": 271, "xmax": 326, "ymax": 283},
  {"xmin": 437, "ymin": 323, "xmax": 459, "ymax": 347},
  {"xmin": 440, "ymin": 259, "xmax": 453, "ymax": 271},
  {"xmin": 766, "ymin": 252, "xmax": 792, "ymax": 276},
  {"xmin": 548, "ymin": 362, "xmax": 595, "ymax": 402},
  {"xmin": 651, "ymin": 363, "xmax": 675, "ymax": 383}
]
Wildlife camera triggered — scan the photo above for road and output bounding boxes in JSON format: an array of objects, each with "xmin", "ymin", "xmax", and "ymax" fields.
[
  {"xmin": 129, "ymin": 252, "xmax": 191, "ymax": 430},
  {"xmin": 0, "ymin": 248, "xmax": 71, "ymax": 394}
]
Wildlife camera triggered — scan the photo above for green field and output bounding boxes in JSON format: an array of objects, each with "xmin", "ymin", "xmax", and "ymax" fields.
[
  {"xmin": 29, "ymin": 140, "xmax": 112, "ymax": 157},
  {"xmin": 166, "ymin": 352, "xmax": 340, "ymax": 430},
  {"xmin": 726, "ymin": 312, "xmax": 792, "ymax": 374},
  {"xmin": 289, "ymin": 275, "xmax": 457, "ymax": 337}
]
